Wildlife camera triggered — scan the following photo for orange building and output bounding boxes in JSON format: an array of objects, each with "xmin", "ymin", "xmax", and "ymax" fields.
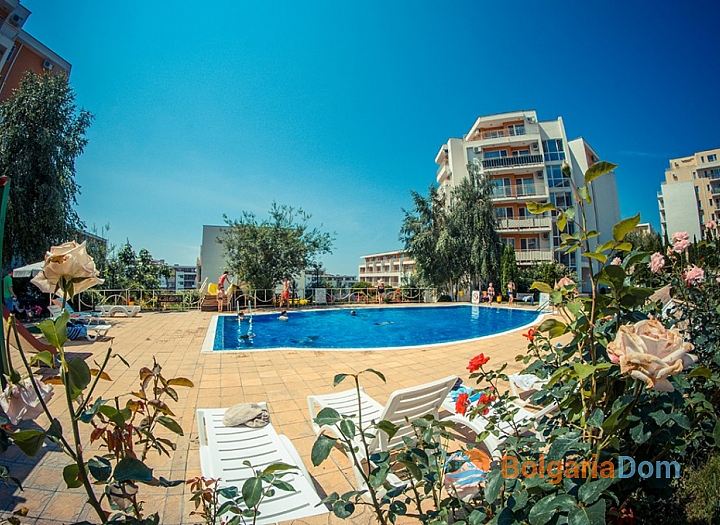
[{"xmin": 0, "ymin": 0, "xmax": 70, "ymax": 101}]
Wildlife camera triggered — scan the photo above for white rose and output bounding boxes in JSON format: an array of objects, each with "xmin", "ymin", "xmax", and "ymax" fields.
[{"xmin": 30, "ymin": 241, "xmax": 104, "ymax": 298}]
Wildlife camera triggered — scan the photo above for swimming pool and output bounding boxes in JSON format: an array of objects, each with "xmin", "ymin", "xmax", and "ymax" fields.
[{"xmin": 203, "ymin": 305, "xmax": 540, "ymax": 352}]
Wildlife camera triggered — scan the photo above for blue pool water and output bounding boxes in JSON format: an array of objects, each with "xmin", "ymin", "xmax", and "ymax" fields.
[{"xmin": 211, "ymin": 305, "xmax": 539, "ymax": 351}]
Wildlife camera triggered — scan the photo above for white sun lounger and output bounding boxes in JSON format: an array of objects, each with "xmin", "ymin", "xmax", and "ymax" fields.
[
  {"xmin": 98, "ymin": 305, "xmax": 141, "ymax": 317},
  {"xmin": 441, "ymin": 390, "xmax": 557, "ymax": 459},
  {"xmin": 86, "ymin": 324, "xmax": 112, "ymax": 342},
  {"xmin": 307, "ymin": 375, "xmax": 458, "ymax": 492},
  {"xmin": 197, "ymin": 407, "xmax": 328, "ymax": 524}
]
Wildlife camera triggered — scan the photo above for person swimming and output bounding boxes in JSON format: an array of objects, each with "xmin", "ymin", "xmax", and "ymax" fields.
[
  {"xmin": 278, "ymin": 310, "xmax": 289, "ymax": 321},
  {"xmin": 350, "ymin": 310, "xmax": 356, "ymax": 316}
]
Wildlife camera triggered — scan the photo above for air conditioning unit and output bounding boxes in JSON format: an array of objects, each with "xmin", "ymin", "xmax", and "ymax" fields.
[
  {"xmin": 473, "ymin": 147, "xmax": 482, "ymax": 154},
  {"xmin": 542, "ymin": 232, "xmax": 550, "ymax": 240},
  {"xmin": 9, "ymin": 13, "xmax": 24, "ymax": 27},
  {"xmin": 535, "ymin": 171, "xmax": 544, "ymax": 178},
  {"xmin": 531, "ymin": 143, "xmax": 539, "ymax": 150},
  {"xmin": 42, "ymin": 59, "xmax": 54, "ymax": 70},
  {"xmin": 527, "ymin": 116, "xmax": 537, "ymax": 124}
]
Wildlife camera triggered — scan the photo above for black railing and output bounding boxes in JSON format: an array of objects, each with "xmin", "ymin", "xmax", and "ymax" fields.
[{"xmin": 482, "ymin": 154, "xmax": 543, "ymax": 169}]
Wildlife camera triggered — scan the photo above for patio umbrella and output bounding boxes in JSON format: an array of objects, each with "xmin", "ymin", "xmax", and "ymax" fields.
[{"xmin": 12, "ymin": 261, "xmax": 44, "ymax": 278}]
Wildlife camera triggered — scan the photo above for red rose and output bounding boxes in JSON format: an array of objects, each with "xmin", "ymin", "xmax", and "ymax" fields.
[
  {"xmin": 523, "ymin": 328, "xmax": 536, "ymax": 341},
  {"xmin": 455, "ymin": 393, "xmax": 470, "ymax": 415},
  {"xmin": 467, "ymin": 353, "xmax": 490, "ymax": 372}
]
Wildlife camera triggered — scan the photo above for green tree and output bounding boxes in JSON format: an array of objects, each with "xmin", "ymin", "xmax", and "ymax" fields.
[
  {"xmin": 400, "ymin": 185, "xmax": 461, "ymax": 294},
  {"xmin": 450, "ymin": 163, "xmax": 503, "ymax": 288},
  {"xmin": 219, "ymin": 203, "xmax": 334, "ymax": 291},
  {"xmin": 500, "ymin": 243, "xmax": 519, "ymax": 293},
  {"xmin": 0, "ymin": 71, "xmax": 92, "ymax": 267},
  {"xmin": 104, "ymin": 241, "xmax": 171, "ymax": 289}
]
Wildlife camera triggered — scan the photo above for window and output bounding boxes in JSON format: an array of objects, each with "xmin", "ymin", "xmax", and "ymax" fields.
[
  {"xmin": 502, "ymin": 238, "xmax": 515, "ymax": 248},
  {"xmin": 550, "ymin": 191, "xmax": 572, "ymax": 210},
  {"xmin": 709, "ymin": 154, "xmax": 717, "ymax": 162},
  {"xmin": 508, "ymin": 124, "xmax": 525, "ymax": 136},
  {"xmin": 484, "ymin": 150, "xmax": 507, "ymax": 159},
  {"xmin": 520, "ymin": 238, "xmax": 538, "ymax": 250},
  {"xmin": 543, "ymin": 139, "xmax": 565, "ymax": 161},
  {"xmin": 546, "ymin": 165, "xmax": 569, "ymax": 188},
  {"xmin": 672, "ymin": 174, "xmax": 678, "ymax": 181},
  {"xmin": 495, "ymin": 207, "xmax": 514, "ymax": 219},
  {"xmin": 516, "ymin": 178, "xmax": 535, "ymax": 196},
  {"xmin": 512, "ymin": 149, "xmax": 531, "ymax": 157}
]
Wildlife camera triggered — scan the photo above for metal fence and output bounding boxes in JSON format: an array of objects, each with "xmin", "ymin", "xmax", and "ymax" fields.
[{"xmin": 72, "ymin": 286, "xmax": 439, "ymax": 312}]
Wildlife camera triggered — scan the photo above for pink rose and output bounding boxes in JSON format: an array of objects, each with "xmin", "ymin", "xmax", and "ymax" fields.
[
  {"xmin": 673, "ymin": 239, "xmax": 691, "ymax": 254},
  {"xmin": 671, "ymin": 232, "xmax": 690, "ymax": 244},
  {"xmin": 649, "ymin": 252, "xmax": 665, "ymax": 274},
  {"xmin": 706, "ymin": 220, "xmax": 717, "ymax": 230},
  {"xmin": 684, "ymin": 265, "xmax": 705, "ymax": 285},
  {"xmin": 611, "ymin": 257, "xmax": 622, "ymax": 266}
]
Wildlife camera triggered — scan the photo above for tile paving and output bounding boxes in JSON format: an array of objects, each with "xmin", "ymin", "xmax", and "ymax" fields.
[{"xmin": 0, "ymin": 305, "xmax": 540, "ymax": 524}]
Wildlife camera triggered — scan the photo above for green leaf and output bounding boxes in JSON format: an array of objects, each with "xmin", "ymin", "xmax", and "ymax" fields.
[
  {"xmin": 577, "ymin": 185, "xmax": 592, "ymax": 204},
  {"xmin": 88, "ymin": 456, "xmax": 112, "ymax": 482},
  {"xmin": 98, "ymin": 405, "xmax": 127, "ymax": 427},
  {"xmin": 547, "ymin": 432, "xmax": 582, "ymax": 462},
  {"xmin": 47, "ymin": 418, "xmax": 63, "ymax": 440},
  {"xmin": 587, "ymin": 409, "xmax": 605, "ymax": 429},
  {"xmin": 616, "ymin": 242, "xmax": 633, "ymax": 252},
  {"xmin": 484, "ymin": 468, "xmax": 504, "ymax": 503},
  {"xmin": 333, "ymin": 373, "xmax": 348, "ymax": 387},
  {"xmin": 362, "ymin": 368, "xmax": 386, "ymax": 383},
  {"xmin": 339, "ymin": 419, "xmax": 356, "ymax": 439},
  {"xmin": 573, "ymin": 363, "xmax": 610, "ymax": 381},
  {"xmin": 113, "ymin": 457, "xmax": 153, "ymax": 483},
  {"xmin": 314, "ymin": 407, "xmax": 342, "ymax": 427},
  {"xmin": 29, "ymin": 351, "xmax": 55, "ymax": 368},
  {"xmin": 596, "ymin": 240, "xmax": 615, "ymax": 253},
  {"xmin": 376, "ymin": 420, "xmax": 399, "ymax": 440},
  {"xmin": 578, "ymin": 476, "xmax": 613, "ymax": 505},
  {"xmin": 584, "ymin": 161, "xmax": 617, "ymax": 184},
  {"xmin": 242, "ymin": 477, "xmax": 263, "ymax": 508},
  {"xmin": 261, "ymin": 462, "xmax": 296, "ymax": 476},
  {"xmin": 36, "ymin": 309, "xmax": 70, "ymax": 349},
  {"xmin": 155, "ymin": 415, "xmax": 184, "ymax": 435},
  {"xmin": 397, "ymin": 459, "xmax": 422, "ymax": 480},
  {"xmin": 332, "ymin": 499, "xmax": 355, "ymax": 518},
  {"xmin": 63, "ymin": 463, "xmax": 84, "ymax": 489},
  {"xmin": 557, "ymin": 211, "xmax": 567, "ymax": 232},
  {"xmin": 527, "ymin": 201, "xmax": 557, "ymax": 214},
  {"xmin": 537, "ymin": 319, "xmax": 567, "ymax": 339},
  {"xmin": 11, "ymin": 430, "xmax": 46, "ymax": 456},
  {"xmin": 311, "ymin": 434, "xmax": 337, "ymax": 466},
  {"xmin": 612, "ymin": 214, "xmax": 641, "ymax": 242},
  {"xmin": 686, "ymin": 367, "xmax": 712, "ymax": 379},
  {"xmin": 583, "ymin": 252, "xmax": 608, "ymax": 263},
  {"xmin": 568, "ymin": 499, "xmax": 606, "ymax": 525},
  {"xmin": 530, "ymin": 281, "xmax": 553, "ymax": 293},
  {"xmin": 597, "ymin": 265, "xmax": 626, "ymax": 291},
  {"xmin": 529, "ymin": 494, "xmax": 563, "ymax": 525},
  {"xmin": 602, "ymin": 403, "xmax": 631, "ymax": 434},
  {"xmin": 65, "ymin": 357, "xmax": 92, "ymax": 399}
]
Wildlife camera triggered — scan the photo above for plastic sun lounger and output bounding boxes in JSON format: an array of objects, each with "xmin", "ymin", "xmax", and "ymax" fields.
[
  {"xmin": 197, "ymin": 407, "xmax": 328, "ymax": 524},
  {"xmin": 441, "ymin": 389, "xmax": 557, "ymax": 460},
  {"xmin": 307, "ymin": 375, "xmax": 458, "ymax": 492},
  {"xmin": 85, "ymin": 324, "xmax": 112, "ymax": 342},
  {"xmin": 98, "ymin": 305, "xmax": 141, "ymax": 317},
  {"xmin": 509, "ymin": 373, "xmax": 550, "ymax": 407},
  {"xmin": 48, "ymin": 303, "xmax": 104, "ymax": 325}
]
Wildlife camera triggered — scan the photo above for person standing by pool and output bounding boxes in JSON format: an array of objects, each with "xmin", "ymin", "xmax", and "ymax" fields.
[
  {"xmin": 217, "ymin": 271, "xmax": 229, "ymax": 312},
  {"xmin": 487, "ymin": 283, "xmax": 496, "ymax": 303},
  {"xmin": 280, "ymin": 277, "xmax": 291, "ymax": 309},
  {"xmin": 377, "ymin": 280, "xmax": 385, "ymax": 303},
  {"xmin": 3, "ymin": 269, "xmax": 17, "ymax": 311},
  {"xmin": 507, "ymin": 281, "xmax": 516, "ymax": 305}
]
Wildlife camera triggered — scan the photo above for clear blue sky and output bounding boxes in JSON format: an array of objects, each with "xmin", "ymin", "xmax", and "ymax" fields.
[{"xmin": 22, "ymin": 1, "xmax": 720, "ymax": 276}]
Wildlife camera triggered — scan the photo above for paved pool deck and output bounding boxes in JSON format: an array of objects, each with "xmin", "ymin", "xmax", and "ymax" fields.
[{"xmin": 0, "ymin": 304, "xmax": 543, "ymax": 524}]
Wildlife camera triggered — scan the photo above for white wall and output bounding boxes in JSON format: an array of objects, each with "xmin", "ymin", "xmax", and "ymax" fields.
[
  {"xmin": 661, "ymin": 182, "xmax": 702, "ymax": 240},
  {"xmin": 199, "ymin": 225, "xmax": 228, "ymax": 286}
]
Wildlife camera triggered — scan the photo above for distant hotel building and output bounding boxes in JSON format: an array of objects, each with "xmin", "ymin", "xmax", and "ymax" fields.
[
  {"xmin": 657, "ymin": 148, "xmax": 720, "ymax": 240},
  {"xmin": 435, "ymin": 110, "xmax": 620, "ymax": 288},
  {"xmin": 358, "ymin": 250, "xmax": 415, "ymax": 287},
  {"xmin": 0, "ymin": 1, "xmax": 71, "ymax": 101}
]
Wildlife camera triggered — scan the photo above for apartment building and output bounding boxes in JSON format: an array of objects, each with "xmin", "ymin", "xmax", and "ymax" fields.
[
  {"xmin": 657, "ymin": 148, "xmax": 720, "ymax": 240},
  {"xmin": 0, "ymin": 1, "xmax": 71, "ymax": 101},
  {"xmin": 435, "ymin": 110, "xmax": 620, "ymax": 289},
  {"xmin": 358, "ymin": 250, "xmax": 415, "ymax": 287}
]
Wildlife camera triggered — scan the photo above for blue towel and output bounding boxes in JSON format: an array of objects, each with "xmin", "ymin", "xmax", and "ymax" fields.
[
  {"xmin": 449, "ymin": 385, "xmax": 481, "ymax": 403},
  {"xmin": 66, "ymin": 324, "xmax": 87, "ymax": 340}
]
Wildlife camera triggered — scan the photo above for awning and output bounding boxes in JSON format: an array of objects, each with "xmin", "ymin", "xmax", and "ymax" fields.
[{"xmin": 12, "ymin": 261, "xmax": 44, "ymax": 278}]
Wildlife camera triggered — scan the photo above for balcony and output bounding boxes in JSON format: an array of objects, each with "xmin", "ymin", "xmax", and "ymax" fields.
[
  {"xmin": 482, "ymin": 154, "xmax": 544, "ymax": 170},
  {"xmin": 496, "ymin": 216, "xmax": 552, "ymax": 231},
  {"xmin": 515, "ymin": 249, "xmax": 553, "ymax": 264},
  {"xmin": 491, "ymin": 183, "xmax": 546, "ymax": 200},
  {"xmin": 436, "ymin": 163, "xmax": 451, "ymax": 183},
  {"xmin": 712, "ymin": 184, "xmax": 720, "ymax": 196}
]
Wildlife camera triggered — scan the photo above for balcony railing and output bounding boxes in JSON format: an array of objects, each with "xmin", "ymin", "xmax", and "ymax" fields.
[
  {"xmin": 491, "ymin": 183, "xmax": 545, "ymax": 199},
  {"xmin": 482, "ymin": 154, "xmax": 544, "ymax": 169},
  {"xmin": 515, "ymin": 250, "xmax": 553, "ymax": 263},
  {"xmin": 481, "ymin": 127, "xmax": 526, "ymax": 140},
  {"xmin": 496, "ymin": 217, "xmax": 552, "ymax": 230},
  {"xmin": 436, "ymin": 163, "xmax": 451, "ymax": 183}
]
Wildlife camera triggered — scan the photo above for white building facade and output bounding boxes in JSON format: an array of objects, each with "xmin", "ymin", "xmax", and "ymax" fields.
[
  {"xmin": 358, "ymin": 250, "xmax": 415, "ymax": 287},
  {"xmin": 435, "ymin": 110, "xmax": 620, "ymax": 290},
  {"xmin": 657, "ymin": 148, "xmax": 720, "ymax": 240}
]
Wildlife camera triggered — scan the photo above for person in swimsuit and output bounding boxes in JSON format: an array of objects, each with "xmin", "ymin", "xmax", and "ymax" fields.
[
  {"xmin": 377, "ymin": 280, "xmax": 385, "ymax": 303},
  {"xmin": 507, "ymin": 281, "xmax": 516, "ymax": 305},
  {"xmin": 280, "ymin": 277, "xmax": 291, "ymax": 309},
  {"xmin": 217, "ymin": 271, "xmax": 229, "ymax": 312},
  {"xmin": 487, "ymin": 283, "xmax": 496, "ymax": 303}
]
